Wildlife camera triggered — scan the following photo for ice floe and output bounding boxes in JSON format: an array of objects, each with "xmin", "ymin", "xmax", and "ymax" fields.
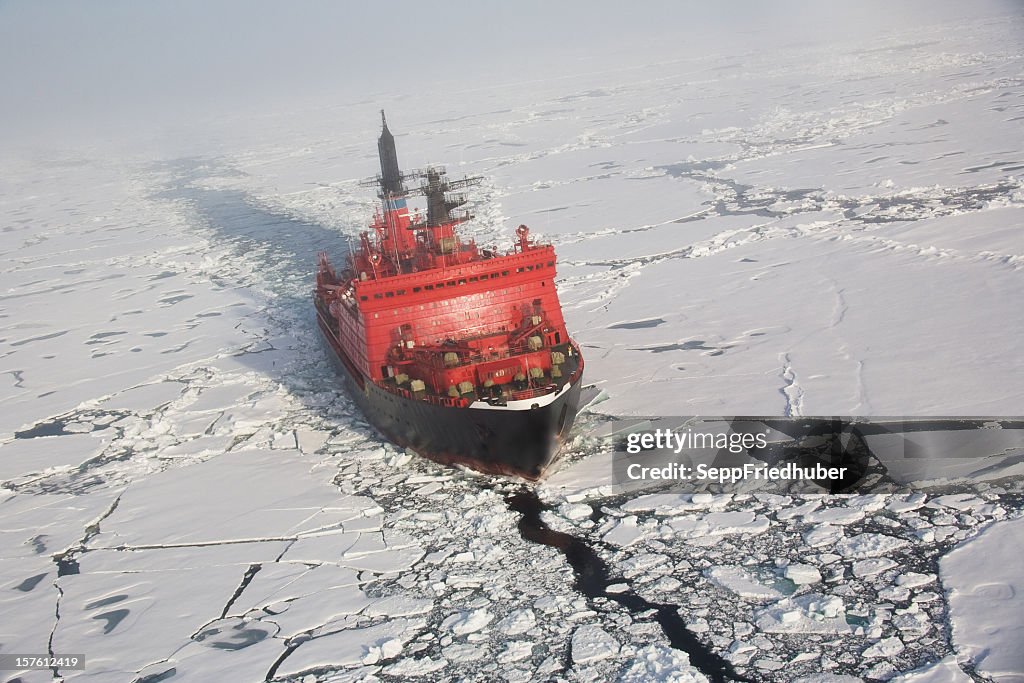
[{"xmin": 941, "ymin": 516, "xmax": 1024, "ymax": 681}]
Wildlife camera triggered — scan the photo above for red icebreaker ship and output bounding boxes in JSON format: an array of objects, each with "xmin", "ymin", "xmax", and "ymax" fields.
[{"xmin": 314, "ymin": 113, "xmax": 584, "ymax": 479}]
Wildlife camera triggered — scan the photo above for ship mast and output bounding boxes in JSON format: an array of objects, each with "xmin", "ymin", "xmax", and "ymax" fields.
[
  {"xmin": 377, "ymin": 110, "xmax": 405, "ymax": 196},
  {"xmin": 358, "ymin": 112, "xmax": 484, "ymax": 278}
]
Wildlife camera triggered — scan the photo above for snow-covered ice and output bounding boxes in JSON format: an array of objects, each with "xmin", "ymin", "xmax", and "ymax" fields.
[
  {"xmin": 783, "ymin": 564, "xmax": 822, "ymax": 586},
  {"xmin": 941, "ymin": 516, "xmax": 1024, "ymax": 682},
  {"xmin": 706, "ymin": 566, "xmax": 784, "ymax": 601},
  {"xmin": 570, "ymin": 624, "xmax": 619, "ymax": 664}
]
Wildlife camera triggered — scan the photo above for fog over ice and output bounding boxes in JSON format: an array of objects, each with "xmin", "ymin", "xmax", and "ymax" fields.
[{"xmin": 3, "ymin": 0, "xmax": 1021, "ymax": 153}]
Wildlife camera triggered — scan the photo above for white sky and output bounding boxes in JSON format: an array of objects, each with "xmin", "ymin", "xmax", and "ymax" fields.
[{"xmin": 1, "ymin": 0, "xmax": 1020, "ymax": 148}]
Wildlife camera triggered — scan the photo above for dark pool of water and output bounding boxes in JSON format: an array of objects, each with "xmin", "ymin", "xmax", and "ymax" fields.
[{"xmin": 506, "ymin": 489, "xmax": 750, "ymax": 683}]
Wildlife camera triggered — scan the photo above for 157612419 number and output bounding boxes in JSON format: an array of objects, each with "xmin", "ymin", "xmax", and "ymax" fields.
[{"xmin": 0, "ymin": 654, "xmax": 86, "ymax": 670}]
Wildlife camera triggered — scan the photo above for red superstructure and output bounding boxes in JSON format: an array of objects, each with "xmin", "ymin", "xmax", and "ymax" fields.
[{"xmin": 314, "ymin": 112, "xmax": 583, "ymax": 479}]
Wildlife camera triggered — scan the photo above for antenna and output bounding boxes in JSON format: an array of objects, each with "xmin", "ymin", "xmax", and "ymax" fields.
[{"xmin": 403, "ymin": 167, "xmax": 483, "ymax": 227}]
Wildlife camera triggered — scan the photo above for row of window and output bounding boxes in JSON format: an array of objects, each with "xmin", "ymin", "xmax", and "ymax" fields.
[
  {"xmin": 361, "ymin": 261, "xmax": 555, "ymax": 301},
  {"xmin": 370, "ymin": 286, "xmax": 531, "ymax": 319}
]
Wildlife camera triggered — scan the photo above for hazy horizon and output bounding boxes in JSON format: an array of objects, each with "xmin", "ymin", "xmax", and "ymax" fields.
[{"xmin": 3, "ymin": 0, "xmax": 1021, "ymax": 153}]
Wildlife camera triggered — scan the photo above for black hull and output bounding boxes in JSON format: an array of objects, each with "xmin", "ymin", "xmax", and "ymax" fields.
[{"xmin": 317, "ymin": 319, "xmax": 583, "ymax": 480}]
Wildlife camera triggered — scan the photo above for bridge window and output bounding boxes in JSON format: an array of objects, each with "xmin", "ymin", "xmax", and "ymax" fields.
[
  {"xmin": 385, "ymin": 291, "xmax": 394, "ymax": 298},
  {"xmin": 373, "ymin": 293, "xmax": 383, "ymax": 300},
  {"xmin": 360, "ymin": 295, "xmax": 368, "ymax": 301}
]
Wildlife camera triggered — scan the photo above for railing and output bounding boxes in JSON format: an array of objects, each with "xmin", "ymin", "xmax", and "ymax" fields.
[
  {"xmin": 507, "ymin": 385, "xmax": 558, "ymax": 401},
  {"xmin": 315, "ymin": 312, "xmax": 365, "ymax": 390},
  {"xmin": 402, "ymin": 338, "xmax": 564, "ymax": 370},
  {"xmin": 375, "ymin": 378, "xmax": 470, "ymax": 408},
  {"xmin": 566, "ymin": 340, "xmax": 584, "ymax": 383},
  {"xmin": 378, "ymin": 339, "xmax": 583, "ymax": 407}
]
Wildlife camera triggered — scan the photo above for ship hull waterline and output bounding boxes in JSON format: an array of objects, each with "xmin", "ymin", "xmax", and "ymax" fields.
[{"xmin": 317, "ymin": 315, "xmax": 583, "ymax": 481}]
